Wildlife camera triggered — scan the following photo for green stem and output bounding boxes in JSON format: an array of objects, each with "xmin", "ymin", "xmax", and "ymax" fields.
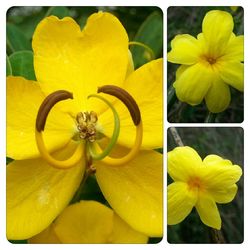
[
  {"xmin": 87, "ymin": 94, "xmax": 120, "ymax": 160},
  {"xmin": 167, "ymin": 84, "xmax": 177, "ymax": 113},
  {"xmin": 205, "ymin": 112, "xmax": 217, "ymax": 123},
  {"xmin": 169, "ymin": 127, "xmax": 184, "ymax": 146}
]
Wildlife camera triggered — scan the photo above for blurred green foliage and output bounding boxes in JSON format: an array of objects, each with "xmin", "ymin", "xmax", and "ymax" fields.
[
  {"xmin": 167, "ymin": 6, "xmax": 244, "ymax": 123},
  {"xmin": 167, "ymin": 127, "xmax": 244, "ymax": 243},
  {"xmin": 6, "ymin": 6, "xmax": 163, "ymax": 244}
]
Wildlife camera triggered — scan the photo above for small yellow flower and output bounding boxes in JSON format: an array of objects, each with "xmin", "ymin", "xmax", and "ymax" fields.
[
  {"xmin": 29, "ymin": 200, "xmax": 148, "ymax": 243},
  {"xmin": 167, "ymin": 146, "xmax": 242, "ymax": 229},
  {"xmin": 168, "ymin": 10, "xmax": 244, "ymax": 113},
  {"xmin": 7, "ymin": 12, "xmax": 163, "ymax": 240}
]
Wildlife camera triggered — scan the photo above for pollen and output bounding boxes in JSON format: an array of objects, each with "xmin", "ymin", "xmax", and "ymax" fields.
[{"xmin": 76, "ymin": 111, "xmax": 98, "ymax": 142}]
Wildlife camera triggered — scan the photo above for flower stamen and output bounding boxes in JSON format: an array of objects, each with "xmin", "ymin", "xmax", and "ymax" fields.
[
  {"xmin": 35, "ymin": 90, "xmax": 84, "ymax": 169},
  {"xmin": 91, "ymin": 85, "xmax": 143, "ymax": 166},
  {"xmin": 87, "ymin": 94, "xmax": 120, "ymax": 160}
]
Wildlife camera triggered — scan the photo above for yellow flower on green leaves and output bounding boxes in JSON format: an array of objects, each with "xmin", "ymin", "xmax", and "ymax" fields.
[
  {"xmin": 29, "ymin": 200, "xmax": 148, "ymax": 244},
  {"xmin": 7, "ymin": 12, "xmax": 163, "ymax": 240},
  {"xmin": 167, "ymin": 146, "xmax": 242, "ymax": 229},
  {"xmin": 168, "ymin": 10, "xmax": 244, "ymax": 113}
]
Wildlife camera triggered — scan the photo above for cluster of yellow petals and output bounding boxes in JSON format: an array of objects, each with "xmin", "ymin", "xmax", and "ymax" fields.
[
  {"xmin": 168, "ymin": 10, "xmax": 244, "ymax": 113},
  {"xmin": 7, "ymin": 11, "xmax": 163, "ymax": 241},
  {"xmin": 29, "ymin": 201, "xmax": 148, "ymax": 243},
  {"xmin": 167, "ymin": 146, "xmax": 242, "ymax": 229}
]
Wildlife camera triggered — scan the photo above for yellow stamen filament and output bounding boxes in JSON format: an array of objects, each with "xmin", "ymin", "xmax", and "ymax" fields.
[
  {"xmin": 35, "ymin": 130, "xmax": 84, "ymax": 169},
  {"xmin": 35, "ymin": 90, "xmax": 84, "ymax": 169},
  {"xmin": 93, "ymin": 121, "xmax": 143, "ymax": 166}
]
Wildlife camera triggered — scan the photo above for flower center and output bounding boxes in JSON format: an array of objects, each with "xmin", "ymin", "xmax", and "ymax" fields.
[
  {"xmin": 76, "ymin": 111, "xmax": 98, "ymax": 142},
  {"xmin": 188, "ymin": 177, "xmax": 203, "ymax": 190},
  {"xmin": 206, "ymin": 57, "xmax": 217, "ymax": 65}
]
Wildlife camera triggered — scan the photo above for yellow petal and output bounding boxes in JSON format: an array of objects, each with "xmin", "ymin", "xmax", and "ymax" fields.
[
  {"xmin": 202, "ymin": 154, "xmax": 242, "ymax": 189},
  {"xmin": 167, "ymin": 182, "xmax": 198, "ymax": 225},
  {"xmin": 202, "ymin": 10, "xmax": 234, "ymax": 57},
  {"xmin": 173, "ymin": 62, "xmax": 212, "ymax": 105},
  {"xmin": 95, "ymin": 149, "xmax": 163, "ymax": 237},
  {"xmin": 195, "ymin": 192, "xmax": 221, "ymax": 229},
  {"xmin": 126, "ymin": 49, "xmax": 135, "ymax": 76},
  {"xmin": 111, "ymin": 213, "xmax": 148, "ymax": 243},
  {"xmin": 29, "ymin": 201, "xmax": 148, "ymax": 243},
  {"xmin": 7, "ymin": 76, "xmax": 75, "ymax": 160},
  {"xmin": 201, "ymin": 155, "xmax": 242, "ymax": 190},
  {"xmin": 168, "ymin": 146, "xmax": 203, "ymax": 182},
  {"xmin": 205, "ymin": 75, "xmax": 231, "ymax": 113},
  {"xmin": 175, "ymin": 65, "xmax": 189, "ymax": 80},
  {"xmin": 33, "ymin": 13, "xmax": 129, "ymax": 114},
  {"xmin": 216, "ymin": 61, "xmax": 244, "ymax": 91},
  {"xmin": 168, "ymin": 34, "xmax": 201, "ymax": 65},
  {"xmin": 210, "ymin": 184, "xmax": 238, "ymax": 204},
  {"xmin": 220, "ymin": 34, "xmax": 244, "ymax": 62},
  {"xmin": 28, "ymin": 226, "xmax": 61, "ymax": 244},
  {"xmin": 53, "ymin": 201, "xmax": 114, "ymax": 243},
  {"xmin": 98, "ymin": 59, "xmax": 163, "ymax": 150},
  {"xmin": 7, "ymin": 141, "xmax": 85, "ymax": 240}
]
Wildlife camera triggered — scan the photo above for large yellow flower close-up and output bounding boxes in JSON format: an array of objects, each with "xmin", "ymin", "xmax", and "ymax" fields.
[
  {"xmin": 7, "ymin": 11, "xmax": 163, "ymax": 242},
  {"xmin": 167, "ymin": 146, "xmax": 242, "ymax": 229},
  {"xmin": 168, "ymin": 10, "xmax": 244, "ymax": 113}
]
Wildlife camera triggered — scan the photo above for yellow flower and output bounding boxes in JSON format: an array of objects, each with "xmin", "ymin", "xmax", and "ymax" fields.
[
  {"xmin": 167, "ymin": 146, "xmax": 242, "ymax": 229},
  {"xmin": 29, "ymin": 200, "xmax": 148, "ymax": 243},
  {"xmin": 7, "ymin": 12, "xmax": 163, "ymax": 240},
  {"xmin": 168, "ymin": 10, "xmax": 244, "ymax": 113}
]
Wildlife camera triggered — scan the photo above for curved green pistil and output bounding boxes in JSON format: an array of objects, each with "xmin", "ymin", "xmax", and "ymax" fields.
[{"xmin": 87, "ymin": 94, "xmax": 120, "ymax": 160}]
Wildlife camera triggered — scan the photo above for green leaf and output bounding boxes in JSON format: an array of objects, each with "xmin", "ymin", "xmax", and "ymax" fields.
[
  {"xmin": 6, "ymin": 56, "xmax": 12, "ymax": 76},
  {"xmin": 9, "ymin": 51, "xmax": 36, "ymax": 80},
  {"xmin": 7, "ymin": 23, "xmax": 32, "ymax": 53},
  {"xmin": 45, "ymin": 6, "xmax": 70, "ymax": 18},
  {"xmin": 130, "ymin": 11, "xmax": 163, "ymax": 68}
]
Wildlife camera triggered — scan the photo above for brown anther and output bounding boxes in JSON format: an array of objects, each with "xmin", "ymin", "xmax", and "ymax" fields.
[
  {"xmin": 98, "ymin": 85, "xmax": 141, "ymax": 125},
  {"xmin": 36, "ymin": 90, "xmax": 73, "ymax": 132}
]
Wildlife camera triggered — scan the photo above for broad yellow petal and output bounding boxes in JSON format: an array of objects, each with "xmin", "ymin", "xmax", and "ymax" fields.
[
  {"xmin": 98, "ymin": 59, "xmax": 163, "ymax": 150},
  {"xmin": 95, "ymin": 149, "xmax": 163, "ymax": 237},
  {"xmin": 210, "ymin": 184, "xmax": 238, "ymax": 204},
  {"xmin": 216, "ymin": 61, "xmax": 244, "ymax": 91},
  {"xmin": 173, "ymin": 62, "xmax": 212, "ymax": 105},
  {"xmin": 53, "ymin": 201, "xmax": 113, "ymax": 243},
  {"xmin": 29, "ymin": 226, "xmax": 61, "ymax": 243},
  {"xmin": 29, "ymin": 201, "xmax": 148, "ymax": 243},
  {"xmin": 33, "ymin": 13, "xmax": 129, "ymax": 114},
  {"xmin": 7, "ymin": 141, "xmax": 85, "ymax": 240},
  {"xmin": 220, "ymin": 34, "xmax": 244, "ymax": 62},
  {"xmin": 202, "ymin": 154, "xmax": 242, "ymax": 189},
  {"xmin": 111, "ymin": 213, "xmax": 148, "ymax": 243},
  {"xmin": 7, "ymin": 76, "xmax": 75, "ymax": 160},
  {"xmin": 205, "ymin": 75, "xmax": 231, "ymax": 113},
  {"xmin": 202, "ymin": 10, "xmax": 234, "ymax": 57},
  {"xmin": 168, "ymin": 34, "xmax": 201, "ymax": 65},
  {"xmin": 175, "ymin": 65, "xmax": 189, "ymax": 80},
  {"xmin": 167, "ymin": 182, "xmax": 198, "ymax": 225},
  {"xmin": 168, "ymin": 146, "xmax": 203, "ymax": 182},
  {"xmin": 195, "ymin": 192, "xmax": 221, "ymax": 229}
]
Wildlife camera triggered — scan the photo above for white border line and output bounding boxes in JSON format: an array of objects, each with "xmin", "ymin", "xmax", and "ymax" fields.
[{"xmin": 1, "ymin": 0, "xmax": 249, "ymax": 249}]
